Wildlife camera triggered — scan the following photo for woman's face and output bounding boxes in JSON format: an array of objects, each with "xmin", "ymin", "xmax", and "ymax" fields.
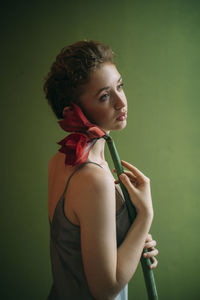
[{"xmin": 78, "ymin": 63, "xmax": 128, "ymax": 133}]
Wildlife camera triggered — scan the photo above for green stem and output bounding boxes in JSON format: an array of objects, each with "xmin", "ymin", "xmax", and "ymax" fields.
[{"xmin": 103, "ymin": 134, "xmax": 158, "ymax": 300}]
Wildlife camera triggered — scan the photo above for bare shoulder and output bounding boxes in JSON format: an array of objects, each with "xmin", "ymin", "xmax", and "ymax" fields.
[
  {"xmin": 48, "ymin": 152, "xmax": 64, "ymax": 171},
  {"xmin": 48, "ymin": 152, "xmax": 75, "ymax": 177},
  {"xmin": 69, "ymin": 163, "xmax": 116, "ymax": 220},
  {"xmin": 73, "ymin": 162, "xmax": 114, "ymax": 193}
]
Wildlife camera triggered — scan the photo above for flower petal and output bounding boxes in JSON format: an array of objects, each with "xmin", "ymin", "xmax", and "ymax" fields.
[
  {"xmin": 75, "ymin": 139, "xmax": 97, "ymax": 165},
  {"xmin": 57, "ymin": 103, "xmax": 106, "ymax": 165},
  {"xmin": 86, "ymin": 126, "xmax": 106, "ymax": 139},
  {"xmin": 58, "ymin": 103, "xmax": 106, "ymax": 137},
  {"xmin": 59, "ymin": 103, "xmax": 91, "ymax": 132},
  {"xmin": 57, "ymin": 133, "xmax": 90, "ymax": 166}
]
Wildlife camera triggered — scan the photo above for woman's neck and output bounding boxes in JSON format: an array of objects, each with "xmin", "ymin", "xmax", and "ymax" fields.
[
  {"xmin": 87, "ymin": 137, "xmax": 107, "ymax": 165},
  {"xmin": 87, "ymin": 128, "xmax": 110, "ymax": 165}
]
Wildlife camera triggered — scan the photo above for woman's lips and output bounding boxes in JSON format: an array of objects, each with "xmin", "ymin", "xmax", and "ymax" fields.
[{"xmin": 116, "ymin": 112, "xmax": 127, "ymax": 121}]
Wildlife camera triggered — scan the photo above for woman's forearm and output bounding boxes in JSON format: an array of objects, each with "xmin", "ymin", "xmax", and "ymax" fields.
[{"xmin": 113, "ymin": 213, "xmax": 153, "ymax": 297}]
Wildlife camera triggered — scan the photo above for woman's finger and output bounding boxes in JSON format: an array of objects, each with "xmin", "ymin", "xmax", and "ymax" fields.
[
  {"xmin": 118, "ymin": 172, "xmax": 139, "ymax": 195},
  {"xmin": 113, "ymin": 162, "xmax": 148, "ymax": 189},
  {"xmin": 113, "ymin": 168, "xmax": 137, "ymax": 181},
  {"xmin": 113, "ymin": 169, "xmax": 138, "ymax": 186},
  {"xmin": 120, "ymin": 160, "xmax": 150, "ymax": 182},
  {"xmin": 121, "ymin": 171, "xmax": 138, "ymax": 183},
  {"xmin": 144, "ymin": 240, "xmax": 157, "ymax": 249},
  {"xmin": 145, "ymin": 233, "xmax": 152, "ymax": 242},
  {"xmin": 149, "ymin": 257, "xmax": 158, "ymax": 269},
  {"xmin": 143, "ymin": 248, "xmax": 159, "ymax": 258},
  {"xmin": 113, "ymin": 169, "xmax": 138, "ymax": 184},
  {"xmin": 115, "ymin": 177, "xmax": 139, "ymax": 188}
]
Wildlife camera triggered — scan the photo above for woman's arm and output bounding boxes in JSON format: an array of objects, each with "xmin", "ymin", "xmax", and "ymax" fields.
[
  {"xmin": 116, "ymin": 213, "xmax": 152, "ymax": 289},
  {"xmin": 71, "ymin": 162, "xmax": 155, "ymax": 300}
]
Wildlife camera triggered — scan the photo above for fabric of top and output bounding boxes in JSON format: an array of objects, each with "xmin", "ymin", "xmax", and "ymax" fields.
[{"xmin": 47, "ymin": 161, "xmax": 132, "ymax": 300}]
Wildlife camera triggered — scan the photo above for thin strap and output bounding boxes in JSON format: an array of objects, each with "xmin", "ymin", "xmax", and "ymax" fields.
[{"xmin": 62, "ymin": 161, "xmax": 103, "ymax": 197}]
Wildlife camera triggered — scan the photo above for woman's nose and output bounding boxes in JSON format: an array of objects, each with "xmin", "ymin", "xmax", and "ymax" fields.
[{"xmin": 114, "ymin": 93, "xmax": 126, "ymax": 110}]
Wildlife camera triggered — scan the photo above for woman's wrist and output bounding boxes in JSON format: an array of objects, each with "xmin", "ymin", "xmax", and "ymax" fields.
[{"xmin": 136, "ymin": 210, "xmax": 154, "ymax": 224}]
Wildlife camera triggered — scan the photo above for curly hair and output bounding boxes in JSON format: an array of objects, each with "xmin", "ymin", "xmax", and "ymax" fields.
[{"xmin": 43, "ymin": 40, "xmax": 115, "ymax": 119}]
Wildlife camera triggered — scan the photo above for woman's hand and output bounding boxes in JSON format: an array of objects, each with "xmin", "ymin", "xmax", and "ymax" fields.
[
  {"xmin": 143, "ymin": 233, "xmax": 159, "ymax": 269},
  {"xmin": 113, "ymin": 160, "xmax": 153, "ymax": 217}
]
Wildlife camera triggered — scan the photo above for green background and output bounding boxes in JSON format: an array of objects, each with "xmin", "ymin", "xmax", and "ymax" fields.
[{"xmin": 1, "ymin": 0, "xmax": 199, "ymax": 299}]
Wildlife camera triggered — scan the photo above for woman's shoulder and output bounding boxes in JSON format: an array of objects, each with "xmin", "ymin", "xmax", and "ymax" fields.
[
  {"xmin": 70, "ymin": 162, "xmax": 116, "ymax": 222},
  {"xmin": 65, "ymin": 160, "xmax": 114, "ymax": 197},
  {"xmin": 48, "ymin": 152, "xmax": 111, "ymax": 185},
  {"xmin": 48, "ymin": 152, "xmax": 65, "ymax": 170},
  {"xmin": 73, "ymin": 167, "xmax": 116, "ymax": 215},
  {"xmin": 73, "ymin": 161, "xmax": 110, "ymax": 185},
  {"xmin": 48, "ymin": 152, "xmax": 75, "ymax": 175}
]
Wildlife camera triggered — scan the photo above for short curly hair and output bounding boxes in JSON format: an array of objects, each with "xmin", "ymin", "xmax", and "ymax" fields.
[{"xmin": 43, "ymin": 40, "xmax": 115, "ymax": 119}]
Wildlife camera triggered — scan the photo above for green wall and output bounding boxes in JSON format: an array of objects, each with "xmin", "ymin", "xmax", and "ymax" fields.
[{"xmin": 1, "ymin": 0, "xmax": 199, "ymax": 299}]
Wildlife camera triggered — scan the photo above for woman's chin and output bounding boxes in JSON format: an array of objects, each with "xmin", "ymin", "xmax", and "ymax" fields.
[
  {"xmin": 113, "ymin": 120, "xmax": 127, "ymax": 131},
  {"xmin": 101, "ymin": 120, "xmax": 127, "ymax": 133}
]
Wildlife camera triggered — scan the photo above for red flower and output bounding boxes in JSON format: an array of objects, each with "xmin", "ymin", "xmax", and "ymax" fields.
[{"xmin": 57, "ymin": 103, "xmax": 106, "ymax": 166}]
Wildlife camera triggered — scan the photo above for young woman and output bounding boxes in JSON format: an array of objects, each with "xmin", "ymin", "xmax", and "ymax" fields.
[{"xmin": 44, "ymin": 40, "xmax": 158, "ymax": 300}]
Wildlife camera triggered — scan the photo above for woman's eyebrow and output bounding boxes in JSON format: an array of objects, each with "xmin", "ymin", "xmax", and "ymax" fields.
[{"xmin": 95, "ymin": 76, "xmax": 122, "ymax": 97}]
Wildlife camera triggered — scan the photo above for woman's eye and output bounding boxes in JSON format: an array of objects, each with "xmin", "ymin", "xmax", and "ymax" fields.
[
  {"xmin": 99, "ymin": 93, "xmax": 109, "ymax": 102},
  {"xmin": 117, "ymin": 83, "xmax": 124, "ymax": 90}
]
